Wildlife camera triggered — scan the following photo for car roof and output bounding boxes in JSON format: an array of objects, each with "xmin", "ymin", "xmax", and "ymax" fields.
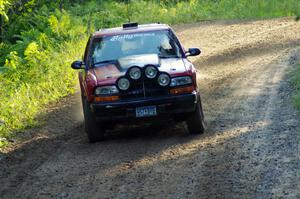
[{"xmin": 92, "ymin": 23, "xmax": 171, "ymax": 38}]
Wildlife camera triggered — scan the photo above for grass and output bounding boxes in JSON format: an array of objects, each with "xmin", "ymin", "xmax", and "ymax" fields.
[{"xmin": 0, "ymin": 0, "xmax": 300, "ymax": 149}]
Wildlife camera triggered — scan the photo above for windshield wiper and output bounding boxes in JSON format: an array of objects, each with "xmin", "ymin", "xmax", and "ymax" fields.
[
  {"xmin": 158, "ymin": 54, "xmax": 180, "ymax": 59},
  {"xmin": 92, "ymin": 60, "xmax": 117, "ymax": 66}
]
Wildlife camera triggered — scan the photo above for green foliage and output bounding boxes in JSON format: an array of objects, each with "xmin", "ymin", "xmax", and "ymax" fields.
[
  {"xmin": 0, "ymin": 7, "xmax": 87, "ymax": 145},
  {"xmin": 0, "ymin": 0, "xmax": 11, "ymax": 21},
  {"xmin": 0, "ymin": 0, "xmax": 300, "ymax": 148}
]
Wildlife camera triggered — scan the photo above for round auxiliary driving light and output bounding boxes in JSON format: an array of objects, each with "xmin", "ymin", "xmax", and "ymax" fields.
[
  {"xmin": 145, "ymin": 65, "xmax": 158, "ymax": 79},
  {"xmin": 157, "ymin": 73, "xmax": 170, "ymax": 87},
  {"xmin": 128, "ymin": 67, "xmax": 142, "ymax": 80},
  {"xmin": 117, "ymin": 77, "xmax": 130, "ymax": 91}
]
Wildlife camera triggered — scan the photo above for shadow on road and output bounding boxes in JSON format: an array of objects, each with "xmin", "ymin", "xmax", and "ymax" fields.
[
  {"xmin": 1, "ymin": 19, "xmax": 300, "ymax": 198},
  {"xmin": 196, "ymin": 38, "xmax": 300, "ymax": 68}
]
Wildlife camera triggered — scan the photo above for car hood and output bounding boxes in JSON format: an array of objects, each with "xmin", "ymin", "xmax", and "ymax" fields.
[{"xmin": 91, "ymin": 54, "xmax": 187, "ymax": 83}]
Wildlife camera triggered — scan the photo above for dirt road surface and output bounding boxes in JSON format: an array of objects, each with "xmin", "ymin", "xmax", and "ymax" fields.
[{"xmin": 1, "ymin": 18, "xmax": 300, "ymax": 199}]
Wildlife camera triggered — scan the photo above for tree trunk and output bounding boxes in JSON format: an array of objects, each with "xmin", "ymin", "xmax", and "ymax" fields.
[
  {"xmin": 87, "ymin": 12, "xmax": 92, "ymax": 35},
  {"xmin": 59, "ymin": 0, "xmax": 63, "ymax": 11},
  {"xmin": 0, "ymin": 15, "xmax": 3, "ymax": 43},
  {"xmin": 126, "ymin": 0, "xmax": 131, "ymax": 23}
]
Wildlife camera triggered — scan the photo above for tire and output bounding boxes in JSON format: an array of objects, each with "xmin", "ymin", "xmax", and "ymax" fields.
[
  {"xmin": 82, "ymin": 96, "xmax": 105, "ymax": 142},
  {"xmin": 186, "ymin": 95, "xmax": 205, "ymax": 134}
]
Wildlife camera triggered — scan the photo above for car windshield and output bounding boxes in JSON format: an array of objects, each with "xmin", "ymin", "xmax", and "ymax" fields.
[{"xmin": 90, "ymin": 30, "xmax": 183, "ymax": 66}]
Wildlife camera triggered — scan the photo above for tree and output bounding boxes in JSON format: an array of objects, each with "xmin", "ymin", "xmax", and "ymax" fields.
[{"xmin": 0, "ymin": 0, "xmax": 11, "ymax": 42}]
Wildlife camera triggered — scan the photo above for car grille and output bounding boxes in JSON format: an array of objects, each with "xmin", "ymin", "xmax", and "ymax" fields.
[{"xmin": 120, "ymin": 79, "xmax": 169, "ymax": 100}]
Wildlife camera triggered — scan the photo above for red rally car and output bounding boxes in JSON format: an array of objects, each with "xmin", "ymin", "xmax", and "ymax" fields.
[{"xmin": 71, "ymin": 22, "xmax": 205, "ymax": 142}]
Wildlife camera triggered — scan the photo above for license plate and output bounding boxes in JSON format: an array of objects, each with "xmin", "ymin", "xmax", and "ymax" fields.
[{"xmin": 136, "ymin": 106, "xmax": 157, "ymax": 118}]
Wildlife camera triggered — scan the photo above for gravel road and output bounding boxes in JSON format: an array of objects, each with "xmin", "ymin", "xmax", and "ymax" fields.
[{"xmin": 1, "ymin": 18, "xmax": 300, "ymax": 199}]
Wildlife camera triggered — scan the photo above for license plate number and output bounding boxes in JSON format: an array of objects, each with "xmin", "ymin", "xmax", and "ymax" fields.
[{"xmin": 136, "ymin": 106, "xmax": 157, "ymax": 118}]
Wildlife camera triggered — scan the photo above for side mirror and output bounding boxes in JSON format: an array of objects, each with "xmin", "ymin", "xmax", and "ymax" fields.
[
  {"xmin": 71, "ymin": 60, "xmax": 85, "ymax": 69},
  {"xmin": 186, "ymin": 48, "xmax": 201, "ymax": 57}
]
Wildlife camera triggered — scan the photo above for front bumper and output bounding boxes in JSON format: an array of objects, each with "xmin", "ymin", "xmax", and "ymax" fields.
[{"xmin": 90, "ymin": 92, "xmax": 198, "ymax": 121}]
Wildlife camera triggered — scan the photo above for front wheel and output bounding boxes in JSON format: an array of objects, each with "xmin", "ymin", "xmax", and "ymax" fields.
[
  {"xmin": 82, "ymin": 97, "xmax": 105, "ymax": 142},
  {"xmin": 186, "ymin": 96, "xmax": 205, "ymax": 134}
]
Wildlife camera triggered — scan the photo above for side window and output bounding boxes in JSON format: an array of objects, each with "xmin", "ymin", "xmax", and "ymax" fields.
[
  {"xmin": 92, "ymin": 39, "xmax": 104, "ymax": 63},
  {"xmin": 169, "ymin": 30, "xmax": 184, "ymax": 56},
  {"xmin": 160, "ymin": 35, "xmax": 172, "ymax": 50}
]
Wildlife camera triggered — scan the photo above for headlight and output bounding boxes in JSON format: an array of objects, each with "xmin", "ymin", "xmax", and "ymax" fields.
[
  {"xmin": 128, "ymin": 67, "xmax": 142, "ymax": 80},
  {"xmin": 145, "ymin": 65, "xmax": 158, "ymax": 79},
  {"xmin": 117, "ymin": 77, "xmax": 130, "ymax": 90},
  {"xmin": 170, "ymin": 76, "xmax": 192, "ymax": 87},
  {"xmin": 95, "ymin": 86, "xmax": 119, "ymax": 95},
  {"xmin": 157, "ymin": 73, "xmax": 170, "ymax": 87}
]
